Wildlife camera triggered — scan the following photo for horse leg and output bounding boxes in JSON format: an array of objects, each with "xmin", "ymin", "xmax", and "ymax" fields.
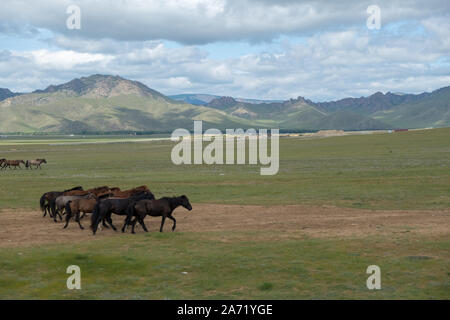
[
  {"xmin": 105, "ymin": 214, "xmax": 117, "ymax": 231},
  {"xmin": 159, "ymin": 215, "xmax": 167, "ymax": 232},
  {"xmin": 102, "ymin": 219, "xmax": 109, "ymax": 229},
  {"xmin": 48, "ymin": 202, "xmax": 54, "ymax": 219},
  {"xmin": 63, "ymin": 210, "xmax": 72, "ymax": 229},
  {"xmin": 138, "ymin": 218, "xmax": 149, "ymax": 232},
  {"xmin": 76, "ymin": 212, "xmax": 84, "ymax": 230},
  {"xmin": 168, "ymin": 214, "xmax": 176, "ymax": 232},
  {"xmin": 121, "ymin": 218, "xmax": 128, "ymax": 233},
  {"xmin": 51, "ymin": 203, "xmax": 58, "ymax": 223},
  {"xmin": 131, "ymin": 218, "xmax": 138, "ymax": 234},
  {"xmin": 57, "ymin": 206, "xmax": 64, "ymax": 221}
]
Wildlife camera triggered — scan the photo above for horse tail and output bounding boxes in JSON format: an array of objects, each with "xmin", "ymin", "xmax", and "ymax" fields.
[
  {"xmin": 65, "ymin": 201, "xmax": 72, "ymax": 218},
  {"xmin": 125, "ymin": 200, "xmax": 137, "ymax": 228},
  {"xmin": 127, "ymin": 201, "xmax": 136, "ymax": 218},
  {"xmin": 39, "ymin": 193, "xmax": 47, "ymax": 212},
  {"xmin": 91, "ymin": 201, "xmax": 100, "ymax": 230}
]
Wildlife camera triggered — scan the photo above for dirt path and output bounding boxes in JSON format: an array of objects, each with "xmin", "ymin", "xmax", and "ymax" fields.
[{"xmin": 0, "ymin": 204, "xmax": 449, "ymax": 248}]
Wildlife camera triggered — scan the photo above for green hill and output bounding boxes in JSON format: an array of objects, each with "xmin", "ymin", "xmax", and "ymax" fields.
[
  {"xmin": 371, "ymin": 87, "xmax": 450, "ymax": 128},
  {"xmin": 0, "ymin": 75, "xmax": 262, "ymax": 133}
]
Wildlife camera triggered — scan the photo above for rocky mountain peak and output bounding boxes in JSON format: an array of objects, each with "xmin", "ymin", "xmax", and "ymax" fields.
[{"xmin": 32, "ymin": 74, "xmax": 166, "ymax": 99}]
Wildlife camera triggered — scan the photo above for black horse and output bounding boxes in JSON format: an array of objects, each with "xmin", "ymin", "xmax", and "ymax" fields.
[
  {"xmin": 124, "ymin": 195, "xmax": 192, "ymax": 234},
  {"xmin": 90, "ymin": 191, "xmax": 155, "ymax": 235}
]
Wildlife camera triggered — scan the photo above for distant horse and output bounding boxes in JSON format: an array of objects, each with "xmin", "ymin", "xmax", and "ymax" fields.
[
  {"xmin": 2, "ymin": 160, "xmax": 25, "ymax": 170},
  {"xmin": 40, "ymin": 186, "xmax": 83, "ymax": 221},
  {"xmin": 124, "ymin": 195, "xmax": 192, "ymax": 234},
  {"xmin": 90, "ymin": 190, "xmax": 155, "ymax": 235},
  {"xmin": 26, "ymin": 159, "xmax": 47, "ymax": 169}
]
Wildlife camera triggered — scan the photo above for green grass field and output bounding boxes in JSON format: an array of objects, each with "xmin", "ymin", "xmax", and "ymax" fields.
[
  {"xmin": 1, "ymin": 128, "xmax": 449, "ymax": 210},
  {"xmin": 0, "ymin": 128, "xmax": 449, "ymax": 299}
]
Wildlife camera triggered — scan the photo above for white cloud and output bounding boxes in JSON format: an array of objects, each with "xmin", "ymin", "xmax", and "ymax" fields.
[
  {"xmin": 0, "ymin": 0, "xmax": 448, "ymax": 100},
  {"xmin": 21, "ymin": 49, "xmax": 109, "ymax": 70},
  {"xmin": 0, "ymin": 0, "xmax": 449, "ymax": 44}
]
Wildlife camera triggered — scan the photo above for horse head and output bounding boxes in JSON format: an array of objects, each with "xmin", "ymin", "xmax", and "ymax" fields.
[{"xmin": 179, "ymin": 195, "xmax": 192, "ymax": 211}]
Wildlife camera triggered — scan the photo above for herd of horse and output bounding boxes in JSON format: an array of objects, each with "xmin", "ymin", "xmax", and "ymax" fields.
[
  {"xmin": 0, "ymin": 158, "xmax": 47, "ymax": 170},
  {"xmin": 39, "ymin": 185, "xmax": 192, "ymax": 234}
]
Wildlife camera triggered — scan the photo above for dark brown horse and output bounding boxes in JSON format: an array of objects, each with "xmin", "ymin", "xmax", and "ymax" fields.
[
  {"xmin": 124, "ymin": 196, "xmax": 192, "ymax": 234},
  {"xmin": 2, "ymin": 160, "xmax": 25, "ymax": 170},
  {"xmin": 90, "ymin": 190, "xmax": 155, "ymax": 235}
]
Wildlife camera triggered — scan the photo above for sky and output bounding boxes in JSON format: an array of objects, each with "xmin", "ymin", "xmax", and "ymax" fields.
[{"xmin": 0, "ymin": 0, "xmax": 449, "ymax": 101}]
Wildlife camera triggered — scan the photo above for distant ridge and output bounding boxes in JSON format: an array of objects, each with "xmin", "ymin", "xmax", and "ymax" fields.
[
  {"xmin": 169, "ymin": 93, "xmax": 283, "ymax": 106},
  {"xmin": 0, "ymin": 75, "xmax": 448, "ymax": 133}
]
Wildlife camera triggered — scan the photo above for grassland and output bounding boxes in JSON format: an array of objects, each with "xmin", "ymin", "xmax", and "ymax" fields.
[
  {"xmin": 1, "ymin": 128, "xmax": 449, "ymax": 210},
  {"xmin": 0, "ymin": 128, "xmax": 449, "ymax": 299}
]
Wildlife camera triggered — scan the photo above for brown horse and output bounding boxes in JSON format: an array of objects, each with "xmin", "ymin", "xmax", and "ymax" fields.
[
  {"xmin": 111, "ymin": 185, "xmax": 150, "ymax": 198},
  {"xmin": 63, "ymin": 193, "xmax": 109, "ymax": 229},
  {"xmin": 26, "ymin": 159, "xmax": 47, "ymax": 169},
  {"xmin": 2, "ymin": 160, "xmax": 25, "ymax": 170},
  {"xmin": 124, "ymin": 195, "xmax": 192, "ymax": 234}
]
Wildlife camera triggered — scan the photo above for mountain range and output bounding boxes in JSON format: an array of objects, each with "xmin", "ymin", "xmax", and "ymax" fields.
[
  {"xmin": 0, "ymin": 74, "xmax": 448, "ymax": 133},
  {"xmin": 169, "ymin": 94, "xmax": 283, "ymax": 106}
]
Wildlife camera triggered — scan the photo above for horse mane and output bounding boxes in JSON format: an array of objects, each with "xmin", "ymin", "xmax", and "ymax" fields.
[
  {"xmin": 132, "ymin": 190, "xmax": 154, "ymax": 200},
  {"xmin": 162, "ymin": 196, "xmax": 184, "ymax": 208},
  {"xmin": 63, "ymin": 186, "xmax": 83, "ymax": 192}
]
